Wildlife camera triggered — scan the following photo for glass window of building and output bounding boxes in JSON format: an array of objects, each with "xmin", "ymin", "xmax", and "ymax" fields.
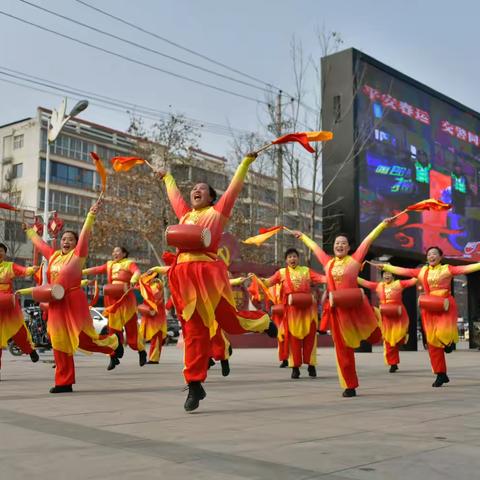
[
  {"xmin": 11, "ymin": 163, "xmax": 23, "ymax": 178},
  {"xmin": 40, "ymin": 159, "xmax": 95, "ymax": 190},
  {"xmin": 13, "ymin": 134, "xmax": 24, "ymax": 150}
]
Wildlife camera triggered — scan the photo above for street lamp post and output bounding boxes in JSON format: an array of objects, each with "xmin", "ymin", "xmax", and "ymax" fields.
[{"xmin": 42, "ymin": 98, "xmax": 88, "ymax": 281}]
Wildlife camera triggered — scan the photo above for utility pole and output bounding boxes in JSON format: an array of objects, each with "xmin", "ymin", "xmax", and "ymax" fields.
[{"xmin": 275, "ymin": 90, "xmax": 284, "ymax": 264}]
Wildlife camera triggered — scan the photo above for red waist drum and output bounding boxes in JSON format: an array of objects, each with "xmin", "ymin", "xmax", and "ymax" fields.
[
  {"xmin": 138, "ymin": 304, "xmax": 156, "ymax": 317},
  {"xmin": 419, "ymin": 295, "xmax": 449, "ymax": 312},
  {"xmin": 104, "ymin": 283, "xmax": 128, "ymax": 299},
  {"xmin": 380, "ymin": 303, "xmax": 402, "ymax": 317},
  {"xmin": 329, "ymin": 288, "xmax": 364, "ymax": 308},
  {"xmin": 287, "ymin": 292, "xmax": 314, "ymax": 308},
  {"xmin": 32, "ymin": 284, "xmax": 65, "ymax": 303},
  {"xmin": 114, "ymin": 270, "xmax": 131, "ymax": 283},
  {"xmin": 0, "ymin": 293, "xmax": 15, "ymax": 309},
  {"xmin": 165, "ymin": 224, "xmax": 211, "ymax": 250},
  {"xmin": 271, "ymin": 304, "xmax": 285, "ymax": 317}
]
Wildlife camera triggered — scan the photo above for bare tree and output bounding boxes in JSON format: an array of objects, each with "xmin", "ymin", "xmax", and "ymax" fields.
[{"xmin": 90, "ymin": 113, "xmax": 201, "ymax": 268}]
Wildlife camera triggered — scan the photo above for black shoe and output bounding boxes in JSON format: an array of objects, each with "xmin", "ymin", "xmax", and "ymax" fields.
[
  {"xmin": 307, "ymin": 365, "xmax": 317, "ymax": 378},
  {"xmin": 279, "ymin": 360, "xmax": 288, "ymax": 368},
  {"xmin": 49, "ymin": 385, "xmax": 73, "ymax": 394},
  {"xmin": 147, "ymin": 360, "xmax": 159, "ymax": 364},
  {"xmin": 389, "ymin": 364, "xmax": 399, "ymax": 373},
  {"xmin": 208, "ymin": 357, "xmax": 215, "ymax": 369},
  {"xmin": 184, "ymin": 382, "xmax": 207, "ymax": 412},
  {"xmin": 114, "ymin": 334, "xmax": 124, "ymax": 359},
  {"xmin": 291, "ymin": 367, "xmax": 300, "ymax": 379},
  {"xmin": 265, "ymin": 321, "xmax": 278, "ymax": 338},
  {"xmin": 107, "ymin": 356, "xmax": 119, "ymax": 371},
  {"xmin": 432, "ymin": 373, "xmax": 450, "ymax": 387},
  {"xmin": 444, "ymin": 344, "xmax": 454, "ymax": 354},
  {"xmin": 29, "ymin": 350, "xmax": 39, "ymax": 363},
  {"xmin": 342, "ymin": 388, "xmax": 356, "ymax": 397},
  {"xmin": 228, "ymin": 345, "xmax": 233, "ymax": 356},
  {"xmin": 139, "ymin": 350, "xmax": 147, "ymax": 367},
  {"xmin": 221, "ymin": 359, "xmax": 230, "ymax": 377}
]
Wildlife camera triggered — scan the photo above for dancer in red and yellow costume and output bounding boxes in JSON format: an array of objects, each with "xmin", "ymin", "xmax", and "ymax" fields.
[
  {"xmin": 380, "ymin": 246, "xmax": 480, "ymax": 387},
  {"xmin": 0, "ymin": 242, "xmax": 40, "ymax": 379},
  {"xmin": 157, "ymin": 152, "xmax": 275, "ymax": 411},
  {"xmin": 83, "ymin": 246, "xmax": 146, "ymax": 370},
  {"xmin": 269, "ymin": 283, "xmax": 289, "ymax": 368},
  {"xmin": 24, "ymin": 200, "xmax": 121, "ymax": 393},
  {"xmin": 295, "ymin": 218, "xmax": 393, "ymax": 397},
  {"xmin": 358, "ymin": 271, "xmax": 417, "ymax": 373},
  {"xmin": 264, "ymin": 248, "xmax": 325, "ymax": 379},
  {"xmin": 138, "ymin": 276, "xmax": 167, "ymax": 364}
]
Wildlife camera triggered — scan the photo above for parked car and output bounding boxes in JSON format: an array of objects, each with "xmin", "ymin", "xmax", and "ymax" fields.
[{"xmin": 90, "ymin": 307, "xmax": 109, "ymax": 335}]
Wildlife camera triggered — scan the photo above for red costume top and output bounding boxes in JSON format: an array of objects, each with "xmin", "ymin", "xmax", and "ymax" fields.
[
  {"xmin": 299, "ymin": 221, "xmax": 388, "ymax": 348},
  {"xmin": 83, "ymin": 258, "xmax": 141, "ymax": 330},
  {"xmin": 163, "ymin": 155, "xmax": 263, "ymax": 337},
  {"xmin": 266, "ymin": 266, "xmax": 325, "ymax": 339},
  {"xmin": 0, "ymin": 262, "xmax": 36, "ymax": 348},
  {"xmin": 384, "ymin": 262, "xmax": 480, "ymax": 347},
  {"xmin": 358, "ymin": 277, "xmax": 416, "ymax": 345},
  {"xmin": 26, "ymin": 212, "xmax": 98, "ymax": 354}
]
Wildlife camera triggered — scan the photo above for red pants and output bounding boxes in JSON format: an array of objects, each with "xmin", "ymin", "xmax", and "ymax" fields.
[
  {"xmin": 210, "ymin": 328, "xmax": 230, "ymax": 361},
  {"xmin": 109, "ymin": 314, "xmax": 144, "ymax": 356},
  {"xmin": 182, "ymin": 298, "xmax": 264, "ymax": 383},
  {"xmin": 331, "ymin": 315, "xmax": 382, "ymax": 389},
  {"xmin": 148, "ymin": 332, "xmax": 164, "ymax": 362},
  {"xmin": 427, "ymin": 343, "xmax": 447, "ymax": 374},
  {"xmin": 288, "ymin": 322, "xmax": 317, "ymax": 367},
  {"xmin": 384, "ymin": 338, "xmax": 405, "ymax": 366},
  {"xmin": 53, "ymin": 331, "xmax": 116, "ymax": 386},
  {"xmin": 0, "ymin": 325, "xmax": 34, "ymax": 369},
  {"xmin": 278, "ymin": 337, "xmax": 288, "ymax": 362}
]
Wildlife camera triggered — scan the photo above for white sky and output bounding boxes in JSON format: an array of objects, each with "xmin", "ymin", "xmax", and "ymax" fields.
[{"xmin": 1, "ymin": 0, "xmax": 479, "ymax": 157}]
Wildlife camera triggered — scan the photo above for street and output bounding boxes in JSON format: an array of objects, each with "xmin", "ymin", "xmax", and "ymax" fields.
[{"xmin": 1, "ymin": 345, "xmax": 480, "ymax": 479}]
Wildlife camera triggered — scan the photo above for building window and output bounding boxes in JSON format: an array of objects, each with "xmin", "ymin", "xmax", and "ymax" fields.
[
  {"xmin": 41, "ymin": 130, "xmax": 96, "ymax": 164},
  {"xmin": 39, "ymin": 188, "xmax": 93, "ymax": 217},
  {"xmin": 11, "ymin": 163, "xmax": 23, "ymax": 178},
  {"xmin": 40, "ymin": 159, "xmax": 94, "ymax": 190},
  {"xmin": 13, "ymin": 134, "xmax": 24, "ymax": 150},
  {"xmin": 4, "ymin": 220, "xmax": 26, "ymax": 243}
]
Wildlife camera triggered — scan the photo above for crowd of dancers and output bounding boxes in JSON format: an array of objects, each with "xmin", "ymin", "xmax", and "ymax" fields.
[{"xmin": 1, "ymin": 150, "xmax": 478, "ymax": 411}]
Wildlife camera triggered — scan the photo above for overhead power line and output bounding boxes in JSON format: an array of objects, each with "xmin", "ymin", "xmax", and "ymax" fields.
[
  {"xmin": 17, "ymin": 0, "xmax": 273, "ymax": 95},
  {"xmin": 0, "ymin": 9, "xmax": 268, "ymax": 105},
  {"xmin": 0, "ymin": 67, "xmax": 255, "ymax": 137},
  {"xmin": 73, "ymin": 0, "xmax": 279, "ymax": 91}
]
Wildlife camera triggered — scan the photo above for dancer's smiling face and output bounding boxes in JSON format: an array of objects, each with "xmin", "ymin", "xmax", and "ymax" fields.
[
  {"xmin": 112, "ymin": 247, "xmax": 126, "ymax": 261},
  {"xmin": 61, "ymin": 232, "xmax": 77, "ymax": 254},
  {"xmin": 382, "ymin": 271, "xmax": 393, "ymax": 283},
  {"xmin": 286, "ymin": 252, "xmax": 299, "ymax": 268},
  {"xmin": 426, "ymin": 247, "xmax": 442, "ymax": 267},
  {"xmin": 333, "ymin": 235, "xmax": 350, "ymax": 259},
  {"xmin": 190, "ymin": 183, "xmax": 213, "ymax": 209}
]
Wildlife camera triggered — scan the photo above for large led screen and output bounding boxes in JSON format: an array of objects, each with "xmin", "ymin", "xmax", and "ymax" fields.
[{"xmin": 356, "ymin": 61, "xmax": 480, "ymax": 260}]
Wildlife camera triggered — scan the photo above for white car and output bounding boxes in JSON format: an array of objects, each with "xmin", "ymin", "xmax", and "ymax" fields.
[{"xmin": 90, "ymin": 307, "xmax": 109, "ymax": 335}]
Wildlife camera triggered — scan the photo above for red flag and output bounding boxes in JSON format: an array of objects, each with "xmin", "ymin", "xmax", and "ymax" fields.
[
  {"xmin": 0, "ymin": 202, "xmax": 16, "ymax": 211},
  {"xmin": 138, "ymin": 272, "xmax": 158, "ymax": 312},
  {"xmin": 406, "ymin": 198, "xmax": 451, "ymax": 212},
  {"xmin": 247, "ymin": 275, "xmax": 261, "ymax": 302},
  {"xmin": 111, "ymin": 156, "xmax": 145, "ymax": 172},
  {"xmin": 90, "ymin": 152, "xmax": 107, "ymax": 193},
  {"xmin": 272, "ymin": 131, "xmax": 333, "ymax": 153}
]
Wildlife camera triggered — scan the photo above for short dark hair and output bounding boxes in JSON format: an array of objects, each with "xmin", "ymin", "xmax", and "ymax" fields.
[
  {"xmin": 334, "ymin": 232, "xmax": 351, "ymax": 245},
  {"xmin": 116, "ymin": 246, "xmax": 129, "ymax": 258},
  {"xmin": 426, "ymin": 246, "xmax": 443, "ymax": 257},
  {"xmin": 285, "ymin": 248, "xmax": 299, "ymax": 259},
  {"xmin": 207, "ymin": 184, "xmax": 217, "ymax": 205},
  {"xmin": 0, "ymin": 242, "xmax": 7, "ymax": 253},
  {"xmin": 62, "ymin": 230, "xmax": 79, "ymax": 242}
]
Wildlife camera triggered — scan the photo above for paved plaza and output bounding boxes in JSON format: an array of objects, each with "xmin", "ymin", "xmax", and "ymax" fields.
[{"xmin": 1, "ymin": 344, "xmax": 480, "ymax": 479}]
